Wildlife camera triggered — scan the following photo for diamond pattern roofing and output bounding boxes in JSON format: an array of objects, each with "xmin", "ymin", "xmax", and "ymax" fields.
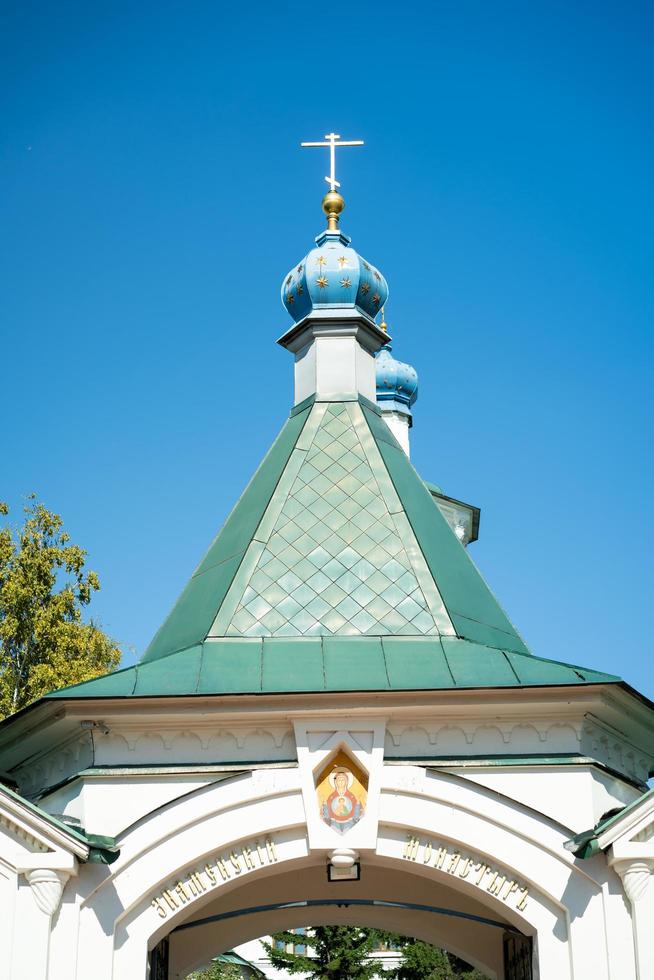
[{"xmin": 212, "ymin": 402, "xmax": 451, "ymax": 638}]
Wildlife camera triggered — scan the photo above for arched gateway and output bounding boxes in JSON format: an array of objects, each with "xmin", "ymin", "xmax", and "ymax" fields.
[{"xmin": 1, "ymin": 143, "xmax": 654, "ymax": 980}]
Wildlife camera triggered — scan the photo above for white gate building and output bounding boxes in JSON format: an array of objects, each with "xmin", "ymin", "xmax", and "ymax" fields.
[{"xmin": 1, "ymin": 163, "xmax": 653, "ymax": 980}]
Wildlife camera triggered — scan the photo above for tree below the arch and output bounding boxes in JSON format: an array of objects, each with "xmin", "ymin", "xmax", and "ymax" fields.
[
  {"xmin": 264, "ymin": 926, "xmax": 383, "ymax": 980},
  {"xmin": 394, "ymin": 939, "xmax": 488, "ymax": 980},
  {"xmin": 263, "ymin": 929, "xmax": 488, "ymax": 980}
]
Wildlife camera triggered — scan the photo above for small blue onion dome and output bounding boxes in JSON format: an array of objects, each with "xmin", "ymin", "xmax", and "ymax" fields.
[
  {"xmin": 375, "ymin": 342, "xmax": 419, "ymax": 420},
  {"xmin": 281, "ymin": 229, "xmax": 389, "ymax": 323}
]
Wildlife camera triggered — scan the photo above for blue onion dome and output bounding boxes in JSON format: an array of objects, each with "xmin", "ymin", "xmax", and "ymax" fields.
[
  {"xmin": 281, "ymin": 228, "xmax": 389, "ymax": 324},
  {"xmin": 375, "ymin": 341, "xmax": 419, "ymax": 421}
]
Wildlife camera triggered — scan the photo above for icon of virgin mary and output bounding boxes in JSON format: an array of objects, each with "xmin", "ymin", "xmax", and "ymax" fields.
[{"xmin": 321, "ymin": 766, "xmax": 364, "ymax": 833}]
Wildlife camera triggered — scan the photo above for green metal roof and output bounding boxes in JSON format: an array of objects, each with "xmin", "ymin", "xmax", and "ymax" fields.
[
  {"xmin": 143, "ymin": 403, "xmax": 313, "ymax": 662},
  {"xmin": 143, "ymin": 396, "xmax": 527, "ymax": 660},
  {"xmin": 211, "ymin": 400, "xmax": 451, "ymax": 639},
  {"xmin": 46, "ymin": 635, "xmax": 619, "ymax": 698},
  {"xmin": 43, "ymin": 395, "xmax": 624, "ymax": 699},
  {"xmin": 213, "ymin": 951, "xmax": 266, "ymax": 977}
]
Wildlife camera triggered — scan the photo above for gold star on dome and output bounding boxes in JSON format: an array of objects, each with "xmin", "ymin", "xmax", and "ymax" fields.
[
  {"xmin": 373, "ymin": 270, "xmax": 381, "ymax": 281},
  {"xmin": 297, "ymin": 263, "xmax": 304, "ymax": 274},
  {"xmin": 340, "ymin": 277, "xmax": 351, "ymax": 288},
  {"xmin": 337, "ymin": 256, "xmax": 349, "ymax": 268},
  {"xmin": 361, "ymin": 282, "xmax": 370, "ymax": 294},
  {"xmin": 296, "ymin": 282, "xmax": 304, "ymax": 295},
  {"xmin": 316, "ymin": 256, "xmax": 326, "ymax": 267},
  {"xmin": 372, "ymin": 293, "xmax": 381, "ymax": 304},
  {"xmin": 363, "ymin": 261, "xmax": 371, "ymax": 271},
  {"xmin": 286, "ymin": 274, "xmax": 293, "ymax": 286},
  {"xmin": 316, "ymin": 276, "xmax": 329, "ymax": 288},
  {"xmin": 287, "ymin": 292, "xmax": 295, "ymax": 304}
]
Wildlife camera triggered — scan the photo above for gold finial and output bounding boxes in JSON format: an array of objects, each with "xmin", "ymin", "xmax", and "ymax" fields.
[
  {"xmin": 322, "ymin": 190, "xmax": 345, "ymax": 231},
  {"xmin": 380, "ymin": 306, "xmax": 388, "ymax": 332},
  {"xmin": 301, "ymin": 132, "xmax": 364, "ymax": 229}
]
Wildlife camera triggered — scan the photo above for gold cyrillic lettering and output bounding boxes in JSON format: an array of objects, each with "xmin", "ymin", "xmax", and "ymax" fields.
[
  {"xmin": 458, "ymin": 858, "xmax": 472, "ymax": 878},
  {"xmin": 448, "ymin": 853, "xmax": 461, "ymax": 874},
  {"xmin": 152, "ymin": 897, "xmax": 167, "ymax": 918},
  {"xmin": 404, "ymin": 836, "xmax": 420, "ymax": 861},
  {"xmin": 516, "ymin": 888, "xmax": 528, "ymax": 911},
  {"xmin": 433, "ymin": 846, "xmax": 447, "ymax": 869},
  {"xmin": 502, "ymin": 880, "xmax": 518, "ymax": 901},
  {"xmin": 162, "ymin": 889, "xmax": 178, "ymax": 911},
  {"xmin": 215, "ymin": 857, "xmax": 231, "ymax": 881},
  {"xmin": 423, "ymin": 842, "xmax": 432, "ymax": 864},
  {"xmin": 149, "ymin": 838, "xmax": 283, "ymax": 915},
  {"xmin": 474, "ymin": 862, "xmax": 488, "ymax": 885},
  {"xmin": 487, "ymin": 873, "xmax": 506, "ymax": 896},
  {"xmin": 187, "ymin": 872, "xmax": 206, "ymax": 896}
]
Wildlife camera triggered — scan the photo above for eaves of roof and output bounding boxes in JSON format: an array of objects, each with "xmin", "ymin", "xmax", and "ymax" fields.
[
  {"xmin": 0, "ymin": 782, "xmax": 119, "ymax": 864},
  {"xmin": 214, "ymin": 951, "xmax": 266, "ymax": 976},
  {"xmin": 423, "ymin": 481, "xmax": 481, "ymax": 544},
  {"xmin": 42, "ymin": 635, "xmax": 620, "ymax": 699},
  {"xmin": 564, "ymin": 786, "xmax": 654, "ymax": 858}
]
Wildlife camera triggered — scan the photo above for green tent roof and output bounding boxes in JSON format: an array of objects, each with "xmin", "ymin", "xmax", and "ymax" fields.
[
  {"xmin": 43, "ymin": 395, "xmax": 622, "ymax": 700},
  {"xmin": 143, "ymin": 396, "xmax": 528, "ymax": 662}
]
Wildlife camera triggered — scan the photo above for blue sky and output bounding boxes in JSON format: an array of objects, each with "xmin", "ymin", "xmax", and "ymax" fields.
[{"xmin": 1, "ymin": 1, "xmax": 652, "ymax": 698}]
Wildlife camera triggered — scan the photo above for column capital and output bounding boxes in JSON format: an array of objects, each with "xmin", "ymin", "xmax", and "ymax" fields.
[
  {"xmin": 24, "ymin": 868, "xmax": 70, "ymax": 916},
  {"xmin": 612, "ymin": 858, "xmax": 654, "ymax": 904}
]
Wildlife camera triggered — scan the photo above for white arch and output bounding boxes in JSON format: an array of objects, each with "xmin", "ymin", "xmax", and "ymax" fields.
[
  {"xmin": 165, "ymin": 861, "xmax": 514, "ymax": 979},
  {"xmin": 47, "ymin": 765, "xmax": 635, "ymax": 980}
]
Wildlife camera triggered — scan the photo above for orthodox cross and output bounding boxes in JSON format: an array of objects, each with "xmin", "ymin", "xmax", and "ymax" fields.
[{"xmin": 301, "ymin": 132, "xmax": 364, "ymax": 191}]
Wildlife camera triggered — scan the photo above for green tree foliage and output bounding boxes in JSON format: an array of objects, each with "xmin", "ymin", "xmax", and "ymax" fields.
[
  {"xmin": 186, "ymin": 961, "xmax": 243, "ymax": 980},
  {"xmin": 394, "ymin": 939, "xmax": 487, "ymax": 980},
  {"xmin": 264, "ymin": 929, "xmax": 487, "ymax": 980},
  {"xmin": 0, "ymin": 496, "xmax": 121, "ymax": 718},
  {"xmin": 264, "ymin": 927, "xmax": 386, "ymax": 980}
]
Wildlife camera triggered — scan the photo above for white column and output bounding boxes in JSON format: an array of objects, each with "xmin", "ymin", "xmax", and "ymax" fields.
[
  {"xmin": 9, "ymin": 874, "xmax": 70, "ymax": 980},
  {"xmin": 613, "ymin": 858, "xmax": 654, "ymax": 980},
  {"xmin": 10, "ymin": 861, "xmax": 74, "ymax": 980}
]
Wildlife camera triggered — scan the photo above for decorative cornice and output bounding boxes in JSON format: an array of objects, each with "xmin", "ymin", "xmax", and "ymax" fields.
[
  {"xmin": 0, "ymin": 786, "xmax": 88, "ymax": 860},
  {"xmin": 0, "ymin": 812, "xmax": 49, "ymax": 852},
  {"xmin": 277, "ymin": 310, "xmax": 389, "ymax": 355}
]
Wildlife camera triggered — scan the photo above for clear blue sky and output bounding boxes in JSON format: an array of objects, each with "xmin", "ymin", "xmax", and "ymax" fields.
[{"xmin": 1, "ymin": 2, "xmax": 652, "ymax": 698}]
